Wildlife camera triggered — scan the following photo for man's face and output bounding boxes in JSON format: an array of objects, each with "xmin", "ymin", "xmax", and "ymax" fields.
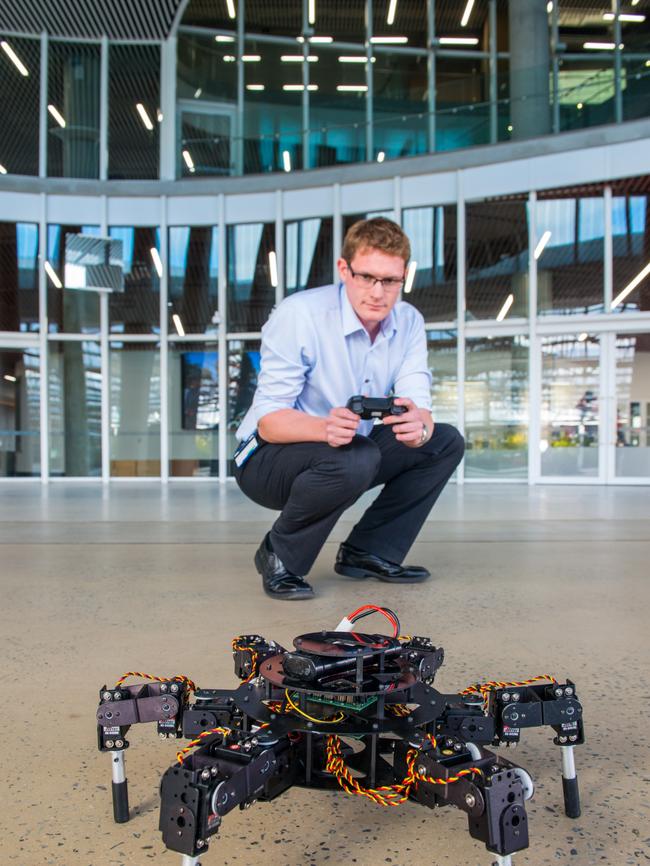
[{"xmin": 337, "ymin": 247, "xmax": 406, "ymax": 330}]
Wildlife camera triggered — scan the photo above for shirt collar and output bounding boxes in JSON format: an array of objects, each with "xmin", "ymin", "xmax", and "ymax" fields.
[{"xmin": 339, "ymin": 283, "xmax": 398, "ymax": 340}]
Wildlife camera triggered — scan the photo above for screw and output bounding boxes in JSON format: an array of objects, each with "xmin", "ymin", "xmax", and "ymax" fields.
[
  {"xmin": 161, "ymin": 684, "xmax": 168, "ymax": 692},
  {"xmin": 170, "ymin": 683, "xmax": 179, "ymax": 694},
  {"xmin": 417, "ymin": 765, "xmax": 427, "ymax": 776},
  {"xmin": 554, "ymin": 687, "xmax": 564, "ymax": 698},
  {"xmin": 105, "ymin": 739, "xmax": 114, "ymax": 749},
  {"xmin": 511, "ymin": 692, "xmax": 521, "ymax": 702},
  {"xmin": 502, "ymin": 692, "xmax": 510, "ymax": 702},
  {"xmin": 211, "ymin": 766, "xmax": 219, "ymax": 777},
  {"xmin": 465, "ymin": 793, "xmax": 476, "ymax": 808},
  {"xmin": 162, "ymin": 704, "xmax": 171, "ymax": 712},
  {"xmin": 167, "ymin": 732, "xmax": 175, "ymax": 739},
  {"xmin": 104, "ymin": 711, "xmax": 113, "ymax": 720},
  {"xmin": 201, "ymin": 769, "xmax": 211, "ymax": 781},
  {"xmin": 115, "ymin": 739, "xmax": 124, "ymax": 748},
  {"xmin": 113, "ymin": 691, "xmax": 122, "ymax": 701},
  {"xmin": 196, "ymin": 839, "xmax": 205, "ymax": 848},
  {"xmin": 453, "ymin": 743, "xmax": 462, "ymax": 752},
  {"xmin": 159, "ymin": 732, "xmax": 167, "ymax": 739},
  {"xmin": 559, "ymin": 735, "xmax": 568, "ymax": 744},
  {"xmin": 569, "ymin": 735, "xmax": 578, "ymax": 742},
  {"xmin": 564, "ymin": 686, "xmax": 574, "ymax": 697},
  {"xmin": 102, "ymin": 691, "xmax": 112, "ymax": 701}
]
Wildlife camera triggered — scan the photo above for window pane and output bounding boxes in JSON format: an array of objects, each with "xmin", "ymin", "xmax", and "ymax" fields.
[
  {"xmin": 109, "ymin": 226, "xmax": 161, "ymax": 334},
  {"xmin": 110, "ymin": 344, "xmax": 160, "ymax": 476},
  {"xmin": 615, "ymin": 333, "xmax": 650, "ymax": 478},
  {"xmin": 0, "ymin": 37, "xmax": 39, "ymax": 176},
  {"xmin": 169, "ymin": 342, "xmax": 219, "ymax": 477},
  {"xmin": 427, "ymin": 329, "xmax": 457, "ymax": 426},
  {"xmin": 436, "ymin": 58, "xmax": 491, "ymax": 151},
  {"xmin": 611, "ymin": 194, "xmax": 649, "ymax": 314},
  {"xmin": 465, "ymin": 336, "xmax": 529, "ymax": 478},
  {"xmin": 466, "ymin": 199, "xmax": 529, "ymax": 320},
  {"xmin": 169, "ymin": 226, "xmax": 219, "ymax": 334},
  {"xmin": 0, "ymin": 348, "xmax": 40, "ymax": 477},
  {"xmin": 109, "ymin": 44, "xmax": 160, "ymax": 180},
  {"xmin": 48, "ymin": 42, "xmax": 100, "ymax": 179},
  {"xmin": 623, "ymin": 58, "xmax": 650, "ymax": 122},
  {"xmin": 0, "ymin": 222, "xmax": 39, "ymax": 332},
  {"xmin": 226, "ymin": 222, "xmax": 275, "ymax": 331},
  {"xmin": 227, "ymin": 338, "xmax": 261, "ymax": 475},
  {"xmin": 47, "ymin": 224, "xmax": 101, "ymax": 334},
  {"xmin": 246, "ymin": 0, "xmax": 301, "ymax": 36},
  {"xmin": 402, "ymin": 206, "xmax": 457, "ymax": 321},
  {"xmin": 374, "ymin": 51, "xmax": 428, "ymax": 160},
  {"xmin": 285, "ymin": 217, "xmax": 333, "ymax": 294},
  {"xmin": 536, "ymin": 195, "xmax": 605, "ymax": 315},
  {"xmin": 309, "ymin": 46, "xmax": 367, "ymax": 168},
  {"xmin": 318, "ymin": 3, "xmax": 366, "ymax": 42},
  {"xmin": 540, "ymin": 335, "xmax": 600, "ymax": 477},
  {"xmin": 557, "ymin": 60, "xmax": 615, "ymax": 132},
  {"xmin": 374, "ymin": 0, "xmax": 427, "ymax": 48},
  {"xmin": 48, "ymin": 340, "xmax": 101, "ymax": 476}
]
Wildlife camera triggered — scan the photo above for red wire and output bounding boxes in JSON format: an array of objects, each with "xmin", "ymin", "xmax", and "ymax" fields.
[{"xmin": 347, "ymin": 604, "xmax": 398, "ymax": 638}]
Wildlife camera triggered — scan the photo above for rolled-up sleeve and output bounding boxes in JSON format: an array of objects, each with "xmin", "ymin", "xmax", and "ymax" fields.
[
  {"xmin": 252, "ymin": 299, "xmax": 313, "ymax": 424},
  {"xmin": 393, "ymin": 311, "xmax": 432, "ymax": 411}
]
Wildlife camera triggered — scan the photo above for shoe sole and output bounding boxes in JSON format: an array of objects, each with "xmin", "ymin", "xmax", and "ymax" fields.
[
  {"xmin": 334, "ymin": 564, "xmax": 430, "ymax": 583},
  {"xmin": 255, "ymin": 550, "xmax": 315, "ymax": 600}
]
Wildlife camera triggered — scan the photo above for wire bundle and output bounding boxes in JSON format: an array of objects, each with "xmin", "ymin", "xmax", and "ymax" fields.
[
  {"xmin": 114, "ymin": 671, "xmax": 197, "ymax": 693},
  {"xmin": 460, "ymin": 674, "xmax": 558, "ymax": 710}
]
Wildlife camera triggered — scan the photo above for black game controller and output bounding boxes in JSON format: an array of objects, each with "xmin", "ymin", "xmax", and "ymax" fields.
[{"xmin": 346, "ymin": 395, "xmax": 408, "ymax": 420}]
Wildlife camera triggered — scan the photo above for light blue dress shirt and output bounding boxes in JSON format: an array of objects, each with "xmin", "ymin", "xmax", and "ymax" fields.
[{"xmin": 236, "ymin": 283, "xmax": 432, "ymax": 441}]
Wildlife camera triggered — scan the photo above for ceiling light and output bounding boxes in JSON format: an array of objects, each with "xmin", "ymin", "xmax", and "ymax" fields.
[
  {"xmin": 611, "ymin": 260, "xmax": 650, "ymax": 308},
  {"xmin": 242, "ymin": 55, "xmax": 261, "ymax": 62},
  {"xmin": 157, "ymin": 109, "xmax": 163, "ymax": 122},
  {"xmin": 377, "ymin": 151, "xmax": 385, "ymax": 163},
  {"xmin": 646, "ymin": 59, "xmax": 650, "ymax": 67},
  {"xmin": 547, "ymin": 1, "xmax": 553, "ymax": 11},
  {"xmin": 0, "ymin": 163, "xmax": 7, "ymax": 175},
  {"xmin": 507, "ymin": 124, "xmax": 513, "ymax": 132},
  {"xmin": 370, "ymin": 36, "xmax": 408, "ymax": 44},
  {"xmin": 48, "ymin": 104, "xmax": 66, "ymax": 128},
  {"xmin": 44, "ymin": 261, "xmax": 62, "ymax": 288},
  {"xmin": 182, "ymin": 149, "xmax": 196, "ymax": 172},
  {"xmin": 246, "ymin": 84, "xmax": 265, "ymax": 91},
  {"xmin": 223, "ymin": 55, "xmax": 236, "ymax": 62},
  {"xmin": 337, "ymin": 84, "xmax": 368, "ymax": 92},
  {"xmin": 578, "ymin": 332, "xmax": 588, "ymax": 342},
  {"xmin": 193, "ymin": 87, "xmax": 202, "ymax": 98},
  {"xmin": 339, "ymin": 55, "xmax": 375, "ymax": 63},
  {"xmin": 461, "ymin": 0, "xmax": 475, "ymax": 27},
  {"xmin": 577, "ymin": 102, "xmax": 583, "ymax": 109},
  {"xmin": 438, "ymin": 37, "xmax": 480, "ymax": 45},
  {"xmin": 387, "ymin": 0, "xmax": 398, "ymax": 25},
  {"xmin": 215, "ymin": 34, "xmax": 235, "ymax": 42},
  {"xmin": 3, "ymin": 374, "xmax": 17, "ymax": 382},
  {"xmin": 297, "ymin": 35, "xmax": 333, "ymax": 43},
  {"xmin": 172, "ymin": 314, "xmax": 185, "ymax": 337},
  {"xmin": 282, "ymin": 150, "xmax": 291, "ymax": 172},
  {"xmin": 583, "ymin": 41, "xmax": 620, "ymax": 50},
  {"xmin": 632, "ymin": 0, "xmax": 640, "ymax": 5},
  {"xmin": 603, "ymin": 12, "xmax": 645, "ymax": 22},
  {"xmin": 281, "ymin": 54, "xmax": 318, "ymax": 62},
  {"xmin": 403, "ymin": 261, "xmax": 417, "ymax": 293},
  {"xmin": 225, "ymin": 0, "xmax": 236, "ymax": 19},
  {"xmin": 496, "ymin": 293, "xmax": 514, "ymax": 321},
  {"xmin": 268, "ymin": 251, "xmax": 278, "ymax": 287},
  {"xmin": 308, "ymin": 0, "xmax": 316, "ymax": 25},
  {"xmin": 282, "ymin": 84, "xmax": 318, "ymax": 91},
  {"xmin": 150, "ymin": 248, "xmax": 163, "ymax": 278},
  {"xmin": 136, "ymin": 103, "xmax": 154, "ymax": 130},
  {"xmin": 1, "ymin": 41, "xmax": 29, "ymax": 76},
  {"xmin": 534, "ymin": 230, "xmax": 552, "ymax": 260}
]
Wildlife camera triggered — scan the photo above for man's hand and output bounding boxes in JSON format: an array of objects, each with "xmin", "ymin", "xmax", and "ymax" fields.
[
  {"xmin": 382, "ymin": 397, "xmax": 434, "ymax": 447},
  {"xmin": 325, "ymin": 406, "xmax": 361, "ymax": 448}
]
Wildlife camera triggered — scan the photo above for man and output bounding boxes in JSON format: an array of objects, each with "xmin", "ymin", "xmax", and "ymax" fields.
[{"xmin": 234, "ymin": 217, "xmax": 464, "ymax": 600}]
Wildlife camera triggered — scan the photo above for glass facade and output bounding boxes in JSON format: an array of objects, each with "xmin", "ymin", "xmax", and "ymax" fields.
[
  {"xmin": 169, "ymin": 341, "xmax": 219, "ymax": 477},
  {"xmin": 109, "ymin": 227, "xmax": 161, "ymax": 335},
  {"xmin": 227, "ymin": 338, "xmax": 261, "ymax": 474},
  {"xmin": 47, "ymin": 224, "xmax": 102, "ymax": 334},
  {"xmin": 0, "ymin": 222, "xmax": 39, "ymax": 333},
  {"xmin": 615, "ymin": 333, "xmax": 650, "ymax": 478},
  {"xmin": 0, "ymin": 1, "xmax": 648, "ymax": 181},
  {"xmin": 226, "ymin": 222, "xmax": 275, "ymax": 332},
  {"xmin": 285, "ymin": 218, "xmax": 333, "ymax": 294},
  {"xmin": 0, "ymin": 348, "xmax": 40, "ymax": 476},
  {"xmin": 110, "ymin": 343, "xmax": 161, "ymax": 476},
  {"xmin": 169, "ymin": 226, "xmax": 219, "ymax": 334}
]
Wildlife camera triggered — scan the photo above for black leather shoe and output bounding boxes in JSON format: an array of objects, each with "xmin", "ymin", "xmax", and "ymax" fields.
[
  {"xmin": 334, "ymin": 542, "xmax": 430, "ymax": 583},
  {"xmin": 254, "ymin": 533, "xmax": 314, "ymax": 600}
]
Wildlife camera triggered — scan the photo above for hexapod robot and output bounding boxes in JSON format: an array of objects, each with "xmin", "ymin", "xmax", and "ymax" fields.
[{"xmin": 96, "ymin": 605, "xmax": 584, "ymax": 866}]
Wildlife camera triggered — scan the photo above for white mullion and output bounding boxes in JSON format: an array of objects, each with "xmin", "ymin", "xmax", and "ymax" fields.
[
  {"xmin": 100, "ymin": 195, "xmax": 110, "ymax": 482},
  {"xmin": 39, "ymin": 32, "xmax": 48, "ymax": 178},
  {"xmin": 160, "ymin": 195, "xmax": 169, "ymax": 483},
  {"xmin": 275, "ymin": 189, "xmax": 284, "ymax": 305},
  {"xmin": 456, "ymin": 171, "xmax": 466, "ymax": 485},
  {"xmin": 604, "ymin": 185, "xmax": 613, "ymax": 311},
  {"xmin": 100, "ymin": 36, "xmax": 109, "ymax": 180},
  {"xmin": 393, "ymin": 175, "xmax": 401, "ymax": 224},
  {"xmin": 218, "ymin": 194, "xmax": 228, "ymax": 482},
  {"xmin": 528, "ymin": 190, "xmax": 539, "ymax": 485},
  {"xmin": 38, "ymin": 193, "xmax": 49, "ymax": 483},
  {"xmin": 333, "ymin": 183, "xmax": 342, "ymax": 283}
]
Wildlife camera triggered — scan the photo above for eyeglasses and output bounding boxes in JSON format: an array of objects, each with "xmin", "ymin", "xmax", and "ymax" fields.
[{"xmin": 346, "ymin": 262, "xmax": 405, "ymax": 292}]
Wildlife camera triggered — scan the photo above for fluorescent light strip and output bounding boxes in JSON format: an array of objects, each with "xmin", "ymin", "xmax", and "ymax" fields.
[
  {"xmin": 547, "ymin": 1, "xmax": 553, "ymax": 12},
  {"xmin": 136, "ymin": 103, "xmax": 154, "ymax": 131},
  {"xmin": 246, "ymin": 84, "xmax": 265, "ymax": 91},
  {"xmin": 0, "ymin": 163, "xmax": 7, "ymax": 175},
  {"xmin": 172, "ymin": 314, "xmax": 185, "ymax": 337},
  {"xmin": 583, "ymin": 41, "xmax": 619, "ymax": 50},
  {"xmin": 461, "ymin": 0, "xmax": 475, "ymax": 27},
  {"xmin": 387, "ymin": 0, "xmax": 398, "ymax": 25},
  {"xmin": 309, "ymin": 36, "xmax": 333, "ymax": 43},
  {"xmin": 157, "ymin": 109, "xmax": 163, "ymax": 122},
  {"xmin": 282, "ymin": 150, "xmax": 291, "ymax": 172},
  {"xmin": 1, "ymin": 41, "xmax": 29, "ymax": 76},
  {"xmin": 403, "ymin": 261, "xmax": 417, "ymax": 294},
  {"xmin": 48, "ymin": 104, "xmax": 66, "ymax": 128},
  {"xmin": 241, "ymin": 55, "xmax": 261, "ymax": 62},
  {"xmin": 182, "ymin": 149, "xmax": 195, "ymax": 172},
  {"xmin": 611, "ymin": 260, "xmax": 650, "ymax": 308},
  {"xmin": 337, "ymin": 84, "xmax": 368, "ymax": 92},
  {"xmin": 578, "ymin": 332, "xmax": 588, "ymax": 342},
  {"xmin": 439, "ymin": 36, "xmax": 479, "ymax": 45},
  {"xmin": 268, "ymin": 251, "xmax": 278, "ymax": 287},
  {"xmin": 281, "ymin": 54, "xmax": 318, "ymax": 62},
  {"xmin": 282, "ymin": 84, "xmax": 318, "ymax": 91},
  {"xmin": 3, "ymin": 374, "xmax": 17, "ymax": 382},
  {"xmin": 215, "ymin": 34, "xmax": 235, "ymax": 42},
  {"xmin": 44, "ymin": 261, "xmax": 62, "ymax": 288},
  {"xmin": 308, "ymin": 0, "xmax": 316, "ymax": 25},
  {"xmin": 150, "ymin": 248, "xmax": 163, "ymax": 278},
  {"xmin": 496, "ymin": 293, "xmax": 514, "ymax": 321},
  {"xmin": 339, "ymin": 55, "xmax": 375, "ymax": 63},
  {"xmin": 534, "ymin": 230, "xmax": 552, "ymax": 260},
  {"xmin": 377, "ymin": 151, "xmax": 385, "ymax": 163},
  {"xmin": 226, "ymin": 0, "xmax": 236, "ymax": 19},
  {"xmin": 603, "ymin": 12, "xmax": 645, "ymax": 22},
  {"xmin": 370, "ymin": 36, "xmax": 408, "ymax": 44}
]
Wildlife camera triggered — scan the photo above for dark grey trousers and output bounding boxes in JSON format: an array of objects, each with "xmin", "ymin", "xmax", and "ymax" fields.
[{"xmin": 234, "ymin": 422, "xmax": 465, "ymax": 576}]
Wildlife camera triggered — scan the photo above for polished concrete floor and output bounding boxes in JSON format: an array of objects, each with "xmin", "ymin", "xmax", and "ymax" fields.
[{"xmin": 1, "ymin": 481, "xmax": 649, "ymax": 866}]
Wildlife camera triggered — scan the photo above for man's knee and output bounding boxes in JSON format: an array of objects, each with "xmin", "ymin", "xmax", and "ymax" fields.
[
  {"xmin": 318, "ymin": 437, "xmax": 381, "ymax": 490},
  {"xmin": 427, "ymin": 423, "xmax": 465, "ymax": 464}
]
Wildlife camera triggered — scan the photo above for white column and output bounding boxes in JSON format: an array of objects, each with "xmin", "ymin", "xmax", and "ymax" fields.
[
  {"xmin": 100, "ymin": 195, "xmax": 110, "ymax": 483},
  {"xmin": 218, "ymin": 194, "xmax": 228, "ymax": 481},
  {"xmin": 528, "ymin": 191, "xmax": 541, "ymax": 485},
  {"xmin": 39, "ymin": 32, "xmax": 48, "ymax": 178},
  {"xmin": 456, "ymin": 171, "xmax": 466, "ymax": 484},
  {"xmin": 160, "ymin": 196, "xmax": 169, "ymax": 483},
  {"xmin": 38, "ymin": 193, "xmax": 49, "ymax": 483},
  {"xmin": 100, "ymin": 36, "xmax": 109, "ymax": 180},
  {"xmin": 160, "ymin": 37, "xmax": 178, "ymax": 180}
]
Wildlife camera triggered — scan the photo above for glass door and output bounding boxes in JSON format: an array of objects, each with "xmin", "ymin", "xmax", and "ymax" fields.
[
  {"xmin": 0, "ymin": 345, "xmax": 41, "ymax": 477},
  {"xmin": 613, "ymin": 332, "xmax": 650, "ymax": 480}
]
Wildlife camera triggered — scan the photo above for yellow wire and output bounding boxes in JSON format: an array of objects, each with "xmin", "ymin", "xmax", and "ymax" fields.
[{"xmin": 284, "ymin": 689, "xmax": 346, "ymax": 724}]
